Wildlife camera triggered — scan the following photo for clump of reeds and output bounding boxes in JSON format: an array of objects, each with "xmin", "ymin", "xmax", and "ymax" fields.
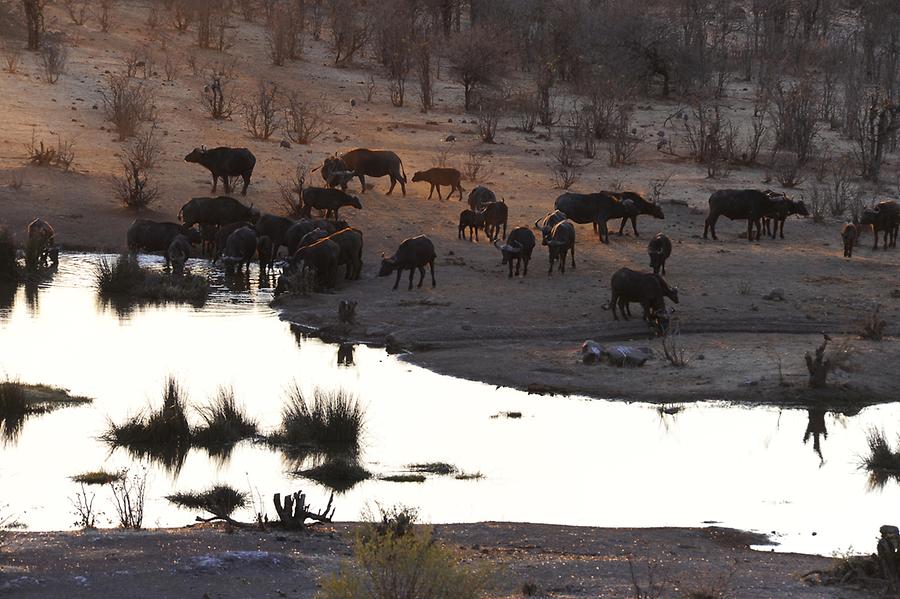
[
  {"xmin": 70, "ymin": 470, "xmax": 124, "ymax": 486},
  {"xmin": 167, "ymin": 484, "xmax": 247, "ymax": 523},
  {"xmin": 381, "ymin": 474, "xmax": 426, "ymax": 483},
  {"xmin": 298, "ymin": 458, "xmax": 371, "ymax": 493},
  {"xmin": 862, "ymin": 428, "xmax": 900, "ymax": 489},
  {"xmin": 270, "ymin": 385, "xmax": 364, "ymax": 454},
  {"xmin": 95, "ymin": 253, "xmax": 208, "ymax": 303},
  {"xmin": 1, "ymin": 380, "xmax": 91, "ymax": 442},
  {"xmin": 407, "ymin": 462, "xmax": 457, "ymax": 476},
  {"xmin": 192, "ymin": 387, "xmax": 257, "ymax": 449}
]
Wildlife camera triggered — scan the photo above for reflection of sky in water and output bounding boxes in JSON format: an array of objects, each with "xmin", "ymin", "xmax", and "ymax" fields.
[{"xmin": 0, "ymin": 254, "xmax": 897, "ymax": 555}]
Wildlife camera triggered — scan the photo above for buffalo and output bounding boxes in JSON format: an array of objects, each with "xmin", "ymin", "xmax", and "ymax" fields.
[
  {"xmin": 167, "ymin": 234, "xmax": 192, "ymax": 275},
  {"xmin": 284, "ymin": 219, "xmax": 349, "ymax": 255},
  {"xmin": 703, "ymin": 189, "xmax": 780, "ymax": 242},
  {"xmin": 482, "ymin": 200, "xmax": 508, "ymax": 242},
  {"xmin": 605, "ymin": 267, "xmax": 679, "ymax": 332},
  {"xmin": 321, "ymin": 156, "xmax": 357, "ymax": 190},
  {"xmin": 544, "ymin": 219, "xmax": 576, "ymax": 275},
  {"xmin": 534, "ymin": 210, "xmax": 568, "ymax": 244},
  {"xmin": 297, "ymin": 228, "xmax": 330, "ymax": 250},
  {"xmin": 412, "ymin": 168, "xmax": 464, "ymax": 200},
  {"xmin": 257, "ymin": 235, "xmax": 275, "ymax": 271},
  {"xmin": 495, "ymin": 226, "xmax": 536, "ymax": 277},
  {"xmin": 221, "ymin": 226, "xmax": 258, "ymax": 274},
  {"xmin": 841, "ymin": 223, "xmax": 859, "ymax": 258},
  {"xmin": 458, "ymin": 209, "xmax": 485, "ymax": 242},
  {"xmin": 647, "ymin": 233, "xmax": 672, "ymax": 275},
  {"xmin": 293, "ymin": 238, "xmax": 340, "ymax": 290},
  {"xmin": 378, "ymin": 235, "xmax": 436, "ymax": 290},
  {"xmin": 324, "ymin": 227, "xmax": 364, "ymax": 280},
  {"xmin": 179, "ymin": 196, "xmax": 259, "ymax": 228},
  {"xmin": 255, "ymin": 213, "xmax": 295, "ymax": 257},
  {"xmin": 333, "ymin": 148, "xmax": 407, "ymax": 195},
  {"xmin": 301, "ymin": 187, "xmax": 362, "ymax": 220},
  {"xmin": 184, "ymin": 146, "xmax": 256, "ymax": 195},
  {"xmin": 761, "ymin": 194, "xmax": 809, "ymax": 239},
  {"xmin": 127, "ymin": 220, "xmax": 200, "ymax": 260},
  {"xmin": 860, "ymin": 200, "xmax": 900, "ymax": 250},
  {"xmin": 611, "ymin": 191, "xmax": 665, "ymax": 237},
  {"xmin": 467, "ymin": 186, "xmax": 497, "ymax": 211},
  {"xmin": 215, "ymin": 221, "xmax": 254, "ymax": 257},
  {"xmin": 554, "ymin": 192, "xmax": 638, "ymax": 243}
]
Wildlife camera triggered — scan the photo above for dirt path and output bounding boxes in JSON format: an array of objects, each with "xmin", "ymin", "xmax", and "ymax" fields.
[{"xmin": 0, "ymin": 523, "xmax": 874, "ymax": 598}]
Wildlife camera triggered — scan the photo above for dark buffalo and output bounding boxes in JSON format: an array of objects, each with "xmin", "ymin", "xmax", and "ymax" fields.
[
  {"xmin": 612, "ymin": 191, "xmax": 665, "ymax": 237},
  {"xmin": 860, "ymin": 200, "xmax": 900, "ymax": 250},
  {"xmin": 321, "ymin": 156, "xmax": 357, "ymax": 190},
  {"xmin": 458, "ymin": 209, "xmax": 485, "ymax": 242},
  {"xmin": 127, "ymin": 220, "xmax": 200, "ymax": 258},
  {"xmin": 482, "ymin": 200, "xmax": 508, "ymax": 242},
  {"xmin": 495, "ymin": 226, "xmax": 536, "ymax": 277},
  {"xmin": 554, "ymin": 192, "xmax": 637, "ymax": 243},
  {"xmin": 167, "ymin": 234, "xmax": 192, "ymax": 275},
  {"xmin": 324, "ymin": 227, "xmax": 364, "ymax": 280},
  {"xmin": 534, "ymin": 210, "xmax": 568, "ymax": 244},
  {"xmin": 257, "ymin": 235, "xmax": 275, "ymax": 271},
  {"xmin": 301, "ymin": 187, "xmax": 362, "ymax": 220},
  {"xmin": 221, "ymin": 226, "xmax": 258, "ymax": 274},
  {"xmin": 179, "ymin": 196, "xmax": 259, "ymax": 228},
  {"xmin": 467, "ymin": 186, "xmax": 497, "ymax": 211},
  {"xmin": 841, "ymin": 223, "xmax": 859, "ymax": 258},
  {"xmin": 284, "ymin": 219, "xmax": 348, "ymax": 255},
  {"xmin": 412, "ymin": 168, "xmax": 464, "ymax": 200},
  {"xmin": 605, "ymin": 267, "xmax": 679, "ymax": 330},
  {"xmin": 255, "ymin": 213, "xmax": 295, "ymax": 257},
  {"xmin": 545, "ymin": 220, "xmax": 576, "ymax": 275},
  {"xmin": 293, "ymin": 238, "xmax": 340, "ymax": 290},
  {"xmin": 297, "ymin": 228, "xmax": 330, "ymax": 250},
  {"xmin": 761, "ymin": 194, "xmax": 810, "ymax": 239},
  {"xmin": 703, "ymin": 189, "xmax": 780, "ymax": 242},
  {"xmin": 199, "ymin": 223, "xmax": 218, "ymax": 257},
  {"xmin": 647, "ymin": 233, "xmax": 672, "ymax": 275},
  {"xmin": 378, "ymin": 235, "xmax": 436, "ymax": 290},
  {"xmin": 337, "ymin": 148, "xmax": 408, "ymax": 195},
  {"xmin": 184, "ymin": 146, "xmax": 256, "ymax": 195},
  {"xmin": 215, "ymin": 221, "xmax": 253, "ymax": 257}
]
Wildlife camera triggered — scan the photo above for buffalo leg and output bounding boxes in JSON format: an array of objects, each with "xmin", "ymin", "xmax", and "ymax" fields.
[
  {"xmin": 610, "ymin": 294, "xmax": 619, "ymax": 320},
  {"xmin": 387, "ymin": 176, "xmax": 397, "ymax": 195},
  {"xmin": 508, "ymin": 260, "xmax": 513, "ymax": 277},
  {"xmin": 223, "ymin": 176, "xmax": 232, "ymax": 194},
  {"xmin": 522, "ymin": 258, "xmax": 528, "ymax": 276},
  {"xmin": 427, "ymin": 184, "xmax": 434, "ymax": 200},
  {"xmin": 630, "ymin": 216, "xmax": 639, "ymax": 236},
  {"xmin": 393, "ymin": 269, "xmax": 401, "ymax": 290},
  {"xmin": 617, "ymin": 217, "xmax": 627, "ymax": 236},
  {"xmin": 570, "ymin": 243, "xmax": 575, "ymax": 268},
  {"xmin": 211, "ymin": 174, "xmax": 219, "ymax": 193},
  {"xmin": 456, "ymin": 184, "xmax": 463, "ymax": 200},
  {"xmin": 429, "ymin": 260, "xmax": 435, "ymax": 287},
  {"xmin": 704, "ymin": 215, "xmax": 718, "ymax": 240},
  {"xmin": 474, "ymin": 226, "xmax": 479, "ymax": 242},
  {"xmin": 747, "ymin": 219, "xmax": 754, "ymax": 242},
  {"xmin": 779, "ymin": 218, "xmax": 785, "ymax": 239},
  {"xmin": 437, "ymin": 186, "xmax": 444, "ymax": 201},
  {"xmin": 502, "ymin": 221, "xmax": 507, "ymax": 240},
  {"xmin": 661, "ymin": 260, "xmax": 666, "ymax": 276},
  {"xmin": 458, "ymin": 225, "xmax": 464, "ymax": 240},
  {"xmin": 241, "ymin": 173, "xmax": 251, "ymax": 195},
  {"xmin": 547, "ymin": 253, "xmax": 554, "ymax": 276}
]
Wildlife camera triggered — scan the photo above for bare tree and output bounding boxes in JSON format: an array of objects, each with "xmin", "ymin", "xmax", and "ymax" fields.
[
  {"xmin": 22, "ymin": 0, "xmax": 45, "ymax": 50},
  {"xmin": 97, "ymin": 0, "xmax": 114, "ymax": 32},
  {"xmin": 100, "ymin": 73, "xmax": 157, "ymax": 140},
  {"xmin": 61, "ymin": 0, "xmax": 88, "ymax": 25},
  {"xmin": 200, "ymin": 74, "xmax": 235, "ymax": 120},
  {"xmin": 446, "ymin": 27, "xmax": 506, "ymax": 112},
  {"xmin": 242, "ymin": 81, "xmax": 280, "ymax": 140},
  {"xmin": 38, "ymin": 34, "xmax": 67, "ymax": 84},
  {"xmin": 113, "ymin": 132, "xmax": 161, "ymax": 209},
  {"xmin": 328, "ymin": 0, "xmax": 371, "ymax": 66},
  {"xmin": 283, "ymin": 93, "xmax": 327, "ymax": 144},
  {"xmin": 855, "ymin": 90, "xmax": 900, "ymax": 182}
]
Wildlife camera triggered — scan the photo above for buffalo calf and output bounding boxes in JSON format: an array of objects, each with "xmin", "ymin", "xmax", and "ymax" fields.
[
  {"xmin": 458, "ymin": 209, "xmax": 485, "ymax": 242},
  {"xmin": 412, "ymin": 168, "xmax": 464, "ymax": 201},
  {"xmin": 647, "ymin": 233, "xmax": 672, "ymax": 275},
  {"xmin": 378, "ymin": 235, "xmax": 436, "ymax": 290}
]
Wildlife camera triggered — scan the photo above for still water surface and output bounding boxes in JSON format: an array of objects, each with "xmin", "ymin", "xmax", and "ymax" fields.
[{"xmin": 0, "ymin": 254, "xmax": 897, "ymax": 555}]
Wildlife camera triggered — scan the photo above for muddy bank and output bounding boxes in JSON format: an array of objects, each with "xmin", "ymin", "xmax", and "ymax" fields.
[{"xmin": 0, "ymin": 523, "xmax": 873, "ymax": 598}]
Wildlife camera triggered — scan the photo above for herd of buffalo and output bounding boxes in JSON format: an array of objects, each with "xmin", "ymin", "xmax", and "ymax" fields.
[{"xmin": 24, "ymin": 143, "xmax": 900, "ymax": 334}]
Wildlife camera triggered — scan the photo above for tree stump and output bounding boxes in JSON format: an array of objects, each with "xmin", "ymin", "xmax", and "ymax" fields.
[
  {"xmin": 805, "ymin": 336, "xmax": 832, "ymax": 388},
  {"xmin": 272, "ymin": 490, "xmax": 334, "ymax": 530}
]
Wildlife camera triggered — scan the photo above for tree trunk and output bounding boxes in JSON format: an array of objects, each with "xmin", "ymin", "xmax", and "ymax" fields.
[{"xmin": 23, "ymin": 0, "xmax": 44, "ymax": 50}]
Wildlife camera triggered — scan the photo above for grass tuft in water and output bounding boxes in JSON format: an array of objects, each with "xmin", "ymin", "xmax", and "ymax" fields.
[
  {"xmin": 407, "ymin": 462, "xmax": 457, "ymax": 476},
  {"xmin": 381, "ymin": 474, "xmax": 426, "ymax": 483},
  {"xmin": 192, "ymin": 387, "xmax": 258, "ymax": 449},
  {"xmin": 1, "ymin": 380, "xmax": 91, "ymax": 442},
  {"xmin": 167, "ymin": 485, "xmax": 247, "ymax": 522},
  {"xmin": 71, "ymin": 470, "xmax": 124, "ymax": 486},
  {"xmin": 269, "ymin": 385, "xmax": 364, "ymax": 454},
  {"xmin": 298, "ymin": 458, "xmax": 372, "ymax": 493},
  {"xmin": 0, "ymin": 228, "xmax": 18, "ymax": 282},
  {"xmin": 862, "ymin": 428, "xmax": 900, "ymax": 489},
  {"xmin": 454, "ymin": 472, "xmax": 484, "ymax": 480},
  {"xmin": 95, "ymin": 253, "xmax": 208, "ymax": 303}
]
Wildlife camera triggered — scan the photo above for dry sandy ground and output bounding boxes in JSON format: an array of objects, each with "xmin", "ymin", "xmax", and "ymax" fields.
[
  {"xmin": 0, "ymin": 523, "xmax": 876, "ymax": 598},
  {"xmin": 1, "ymin": 1, "xmax": 899, "ymax": 590}
]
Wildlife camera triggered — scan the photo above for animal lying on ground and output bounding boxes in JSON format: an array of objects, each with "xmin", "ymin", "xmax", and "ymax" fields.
[
  {"xmin": 167, "ymin": 234, "xmax": 192, "ymax": 275},
  {"xmin": 127, "ymin": 221, "xmax": 200, "ymax": 264},
  {"xmin": 467, "ymin": 186, "xmax": 496, "ymax": 211},
  {"xmin": 841, "ymin": 223, "xmax": 859, "ymax": 258},
  {"xmin": 495, "ymin": 226, "xmax": 536, "ymax": 277},
  {"xmin": 647, "ymin": 233, "xmax": 672, "ymax": 275},
  {"xmin": 179, "ymin": 196, "xmax": 259, "ymax": 228},
  {"xmin": 544, "ymin": 219, "xmax": 576, "ymax": 275},
  {"xmin": 458, "ymin": 209, "xmax": 485, "ymax": 242},
  {"xmin": 482, "ymin": 200, "xmax": 508, "ymax": 242},
  {"xmin": 378, "ymin": 235, "xmax": 436, "ymax": 290},
  {"xmin": 610, "ymin": 192, "xmax": 665, "ymax": 237},
  {"xmin": 184, "ymin": 146, "xmax": 256, "ymax": 195},
  {"xmin": 703, "ymin": 189, "xmax": 779, "ymax": 242},
  {"xmin": 860, "ymin": 200, "xmax": 900, "ymax": 250},
  {"xmin": 761, "ymin": 194, "xmax": 809, "ymax": 239},
  {"xmin": 330, "ymin": 149, "xmax": 407, "ymax": 195},
  {"xmin": 604, "ymin": 267, "xmax": 679, "ymax": 332},
  {"xmin": 220, "ymin": 226, "xmax": 257, "ymax": 274},
  {"xmin": 300, "ymin": 187, "xmax": 362, "ymax": 220},
  {"xmin": 412, "ymin": 168, "xmax": 464, "ymax": 200}
]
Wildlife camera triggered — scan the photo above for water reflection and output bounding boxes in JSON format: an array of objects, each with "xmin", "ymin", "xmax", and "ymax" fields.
[
  {"xmin": 804, "ymin": 409, "xmax": 828, "ymax": 465},
  {"xmin": 338, "ymin": 343, "xmax": 355, "ymax": 366}
]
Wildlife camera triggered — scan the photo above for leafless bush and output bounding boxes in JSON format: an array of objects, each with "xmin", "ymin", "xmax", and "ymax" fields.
[
  {"xmin": 648, "ymin": 173, "xmax": 673, "ymax": 204},
  {"xmin": 476, "ymin": 98, "xmax": 500, "ymax": 144},
  {"xmin": 283, "ymin": 93, "xmax": 327, "ymax": 144},
  {"xmin": 608, "ymin": 105, "xmax": 641, "ymax": 166},
  {"xmin": 661, "ymin": 320, "xmax": 690, "ymax": 367},
  {"xmin": 110, "ymin": 468, "xmax": 147, "ymax": 529},
  {"xmin": 129, "ymin": 126, "xmax": 161, "ymax": 172},
  {"xmin": 328, "ymin": 0, "xmax": 371, "ymax": 66},
  {"xmin": 200, "ymin": 75, "xmax": 235, "ymax": 120},
  {"xmin": 804, "ymin": 186, "xmax": 826, "ymax": 224},
  {"xmin": 463, "ymin": 149, "xmax": 493, "ymax": 183},
  {"xmin": 7, "ymin": 171, "xmax": 24, "ymax": 190},
  {"xmin": 122, "ymin": 49, "xmax": 141, "ymax": 78},
  {"xmin": 101, "ymin": 74, "xmax": 156, "ymax": 140},
  {"xmin": 97, "ymin": 0, "xmax": 114, "ymax": 32},
  {"xmin": 550, "ymin": 134, "xmax": 583, "ymax": 189},
  {"xmin": 277, "ymin": 162, "xmax": 311, "ymax": 219},
  {"xmin": 113, "ymin": 133, "xmax": 161, "ymax": 209},
  {"xmin": 860, "ymin": 304, "xmax": 887, "ymax": 341},
  {"xmin": 432, "ymin": 145, "xmax": 452, "ymax": 168},
  {"xmin": 25, "ymin": 128, "xmax": 75, "ymax": 172},
  {"xmin": 146, "ymin": 5, "xmax": 160, "ymax": 31},
  {"xmin": 805, "ymin": 336, "xmax": 853, "ymax": 389},
  {"xmin": 513, "ymin": 92, "xmax": 539, "ymax": 133},
  {"xmin": 585, "ymin": 85, "xmax": 619, "ymax": 140},
  {"xmin": 770, "ymin": 79, "xmax": 819, "ymax": 166},
  {"xmin": 774, "ymin": 156, "xmax": 805, "ymax": 188},
  {"xmin": 171, "ymin": 0, "xmax": 192, "ymax": 32},
  {"xmin": 365, "ymin": 73, "xmax": 376, "ymax": 103},
  {"xmin": 415, "ymin": 38, "xmax": 433, "ymax": 112},
  {"xmin": 237, "ymin": 0, "xmax": 255, "ymax": 21},
  {"xmin": 39, "ymin": 36, "xmax": 68, "ymax": 84},
  {"xmin": 163, "ymin": 52, "xmax": 179, "ymax": 81},
  {"xmin": 825, "ymin": 156, "xmax": 855, "ymax": 217},
  {"xmin": 2, "ymin": 43, "xmax": 21, "ymax": 74},
  {"xmin": 267, "ymin": 13, "xmax": 291, "ymax": 66},
  {"xmin": 242, "ymin": 81, "xmax": 279, "ymax": 140},
  {"xmin": 854, "ymin": 91, "xmax": 900, "ymax": 182},
  {"xmin": 62, "ymin": 0, "xmax": 88, "ymax": 24},
  {"xmin": 569, "ymin": 104, "xmax": 597, "ymax": 159}
]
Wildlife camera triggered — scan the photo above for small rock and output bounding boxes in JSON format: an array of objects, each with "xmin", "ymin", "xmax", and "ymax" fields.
[
  {"xmin": 740, "ymin": 379, "xmax": 759, "ymax": 387},
  {"xmin": 697, "ymin": 354, "xmax": 705, "ymax": 360},
  {"xmin": 92, "ymin": 104, "xmax": 98, "ymax": 109},
  {"xmin": 279, "ymin": 139, "xmax": 291, "ymax": 148},
  {"xmin": 890, "ymin": 289, "xmax": 900, "ymax": 299},
  {"xmin": 444, "ymin": 134, "xmax": 456, "ymax": 142},
  {"xmin": 763, "ymin": 288, "xmax": 785, "ymax": 301}
]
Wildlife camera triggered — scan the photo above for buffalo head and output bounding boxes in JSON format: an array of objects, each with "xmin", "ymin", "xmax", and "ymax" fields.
[
  {"xmin": 411, "ymin": 171, "xmax": 425, "ymax": 182},
  {"xmin": 793, "ymin": 200, "xmax": 810, "ymax": 217},
  {"xmin": 377, "ymin": 254, "xmax": 396, "ymax": 277},
  {"xmin": 348, "ymin": 196, "xmax": 363, "ymax": 210},
  {"xmin": 184, "ymin": 146, "xmax": 207, "ymax": 163},
  {"xmin": 649, "ymin": 202, "xmax": 665, "ymax": 219}
]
